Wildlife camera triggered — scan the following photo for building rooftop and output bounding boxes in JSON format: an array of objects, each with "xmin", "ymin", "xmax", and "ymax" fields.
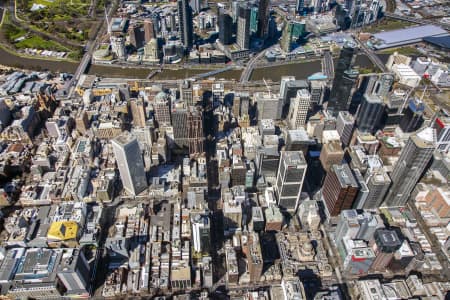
[
  {"xmin": 372, "ymin": 25, "xmax": 448, "ymax": 49},
  {"xmin": 47, "ymin": 221, "xmax": 78, "ymax": 241}
]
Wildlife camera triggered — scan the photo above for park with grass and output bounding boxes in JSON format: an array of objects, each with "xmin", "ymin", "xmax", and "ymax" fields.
[
  {"xmin": 16, "ymin": 0, "xmax": 103, "ymax": 44},
  {"xmin": 0, "ymin": 0, "xmax": 107, "ymax": 61}
]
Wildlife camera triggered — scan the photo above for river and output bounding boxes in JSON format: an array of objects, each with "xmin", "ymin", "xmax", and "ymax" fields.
[{"xmin": 0, "ymin": 47, "xmax": 390, "ymax": 82}]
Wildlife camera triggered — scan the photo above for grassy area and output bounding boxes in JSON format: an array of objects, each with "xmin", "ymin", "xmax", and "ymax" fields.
[
  {"xmin": 364, "ymin": 19, "xmax": 415, "ymax": 33},
  {"xmin": 379, "ymin": 46, "xmax": 423, "ymax": 57},
  {"xmin": 3, "ymin": 23, "xmax": 27, "ymax": 41},
  {"xmin": 15, "ymin": 35, "xmax": 68, "ymax": 51}
]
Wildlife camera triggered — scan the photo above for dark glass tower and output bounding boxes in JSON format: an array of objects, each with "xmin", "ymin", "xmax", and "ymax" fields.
[
  {"xmin": 257, "ymin": 0, "xmax": 270, "ymax": 39},
  {"xmin": 177, "ymin": 0, "xmax": 193, "ymax": 49},
  {"xmin": 237, "ymin": 4, "xmax": 251, "ymax": 49},
  {"xmin": 356, "ymin": 94, "xmax": 384, "ymax": 134},
  {"xmin": 399, "ymin": 98, "xmax": 424, "ymax": 133},
  {"xmin": 218, "ymin": 8, "xmax": 233, "ymax": 45},
  {"xmin": 328, "ymin": 42, "xmax": 357, "ymax": 117}
]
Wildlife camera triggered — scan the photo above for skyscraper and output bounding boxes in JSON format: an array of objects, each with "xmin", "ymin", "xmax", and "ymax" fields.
[
  {"xmin": 237, "ymin": 4, "xmax": 251, "ymax": 50},
  {"xmin": 280, "ymin": 20, "xmax": 305, "ymax": 52},
  {"xmin": 356, "ymin": 94, "xmax": 384, "ymax": 134},
  {"xmin": 187, "ymin": 106, "xmax": 204, "ymax": 154},
  {"xmin": 356, "ymin": 168, "xmax": 391, "ymax": 209},
  {"xmin": 178, "ymin": 0, "xmax": 194, "ymax": 49},
  {"xmin": 327, "ymin": 42, "xmax": 357, "ymax": 116},
  {"xmin": 257, "ymin": 0, "xmax": 270, "ymax": 39},
  {"xmin": 322, "ymin": 163, "xmax": 359, "ymax": 216},
  {"xmin": 255, "ymin": 92, "xmax": 282, "ymax": 120},
  {"xmin": 218, "ymin": 8, "xmax": 233, "ymax": 45},
  {"xmin": 371, "ymin": 229, "xmax": 403, "ymax": 272},
  {"xmin": 111, "ymin": 132, "xmax": 148, "ymax": 195},
  {"xmin": 191, "ymin": 214, "xmax": 210, "ymax": 253},
  {"xmin": 172, "ymin": 104, "xmax": 189, "ymax": 149},
  {"xmin": 336, "ymin": 111, "xmax": 355, "ymax": 147},
  {"xmin": 399, "ymin": 98, "xmax": 424, "ymax": 133},
  {"xmin": 143, "ymin": 19, "xmax": 155, "ymax": 43},
  {"xmin": 383, "ymin": 127, "xmax": 436, "ymax": 207},
  {"xmin": 250, "ymin": 5, "xmax": 259, "ymax": 34},
  {"xmin": 433, "ymin": 111, "xmax": 450, "ymax": 152},
  {"xmin": 180, "ymin": 80, "xmax": 194, "ymax": 106},
  {"xmin": 288, "ymin": 89, "xmax": 311, "ymax": 129},
  {"xmin": 275, "ymin": 151, "xmax": 307, "ymax": 211}
]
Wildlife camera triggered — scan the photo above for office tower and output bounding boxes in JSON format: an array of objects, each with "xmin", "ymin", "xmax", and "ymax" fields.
[
  {"xmin": 335, "ymin": 210, "xmax": 383, "ymax": 243},
  {"xmin": 384, "ymin": 88, "xmax": 408, "ymax": 126},
  {"xmin": 143, "ymin": 38, "xmax": 160, "ymax": 62},
  {"xmin": 430, "ymin": 151, "xmax": 450, "ymax": 180},
  {"xmin": 212, "ymin": 82, "xmax": 224, "ymax": 103},
  {"xmin": 180, "ymin": 80, "xmax": 194, "ymax": 106},
  {"xmin": 433, "ymin": 111, "xmax": 450, "ymax": 152},
  {"xmin": 280, "ymin": 76, "xmax": 296, "ymax": 104},
  {"xmin": 245, "ymin": 161, "xmax": 256, "ymax": 189},
  {"xmin": 399, "ymin": 98, "xmax": 424, "ymax": 133},
  {"xmin": 190, "ymin": 0, "xmax": 203, "ymax": 14},
  {"xmin": 281, "ymin": 80, "xmax": 308, "ymax": 117},
  {"xmin": 327, "ymin": 42, "xmax": 357, "ymax": 116},
  {"xmin": 255, "ymin": 92, "xmax": 282, "ymax": 120},
  {"xmin": 231, "ymin": 156, "xmax": 246, "ymax": 186},
  {"xmin": 128, "ymin": 24, "xmax": 139, "ymax": 48},
  {"xmin": 374, "ymin": 73, "xmax": 394, "ymax": 98},
  {"xmin": 75, "ymin": 111, "xmax": 89, "ymax": 134},
  {"xmin": 309, "ymin": 78, "xmax": 327, "ymax": 106},
  {"xmin": 298, "ymin": 200, "xmax": 321, "ymax": 229},
  {"xmin": 252, "ymin": 207, "xmax": 265, "ymax": 231},
  {"xmin": 336, "ymin": 111, "xmax": 355, "ymax": 147},
  {"xmin": 256, "ymin": 146, "xmax": 280, "ymax": 178},
  {"xmin": 57, "ymin": 249, "xmax": 90, "ymax": 296},
  {"xmin": 218, "ymin": 9, "xmax": 233, "ymax": 45},
  {"xmin": 356, "ymin": 94, "xmax": 384, "ymax": 134},
  {"xmin": 335, "ymin": 210, "xmax": 360, "ymax": 244},
  {"xmin": 322, "ymin": 163, "xmax": 359, "ymax": 216},
  {"xmin": 329, "ymin": 69, "xmax": 358, "ymax": 116},
  {"xmin": 111, "ymin": 132, "xmax": 148, "ymax": 195},
  {"xmin": 355, "ymin": 73, "xmax": 394, "ymax": 105},
  {"xmin": 247, "ymin": 232, "xmax": 263, "ymax": 283},
  {"xmin": 371, "ymin": 229, "xmax": 403, "ymax": 272},
  {"xmin": 144, "ymin": 19, "xmax": 155, "ymax": 42},
  {"xmin": 240, "ymin": 93, "xmax": 250, "ymax": 116},
  {"xmin": 153, "ymin": 92, "xmax": 171, "ymax": 125},
  {"xmin": 130, "ymin": 98, "xmax": 146, "ymax": 127},
  {"xmin": 288, "ymin": 89, "xmax": 311, "ymax": 129},
  {"xmin": 355, "ymin": 168, "xmax": 391, "ymax": 209},
  {"xmin": 232, "ymin": 95, "xmax": 241, "ymax": 116},
  {"xmin": 280, "ymin": 20, "xmax": 305, "ymax": 52},
  {"xmin": 187, "ymin": 106, "xmax": 204, "ymax": 154},
  {"xmin": 178, "ymin": 0, "xmax": 194, "ymax": 49},
  {"xmin": 110, "ymin": 36, "xmax": 126, "ymax": 60},
  {"xmin": 192, "ymin": 214, "xmax": 210, "ymax": 253},
  {"xmin": 237, "ymin": 4, "xmax": 251, "ymax": 49},
  {"xmin": 250, "ymin": 5, "xmax": 259, "ymax": 34},
  {"xmin": 172, "ymin": 104, "xmax": 188, "ymax": 149},
  {"xmin": 257, "ymin": 0, "xmax": 270, "ymax": 39},
  {"xmin": 296, "ymin": 0, "xmax": 305, "ymax": 13},
  {"xmin": 383, "ymin": 127, "xmax": 436, "ymax": 207},
  {"xmin": 319, "ymin": 141, "xmax": 344, "ymax": 172},
  {"xmin": 388, "ymin": 240, "xmax": 414, "ymax": 272},
  {"xmin": 275, "ymin": 151, "xmax": 307, "ymax": 211}
]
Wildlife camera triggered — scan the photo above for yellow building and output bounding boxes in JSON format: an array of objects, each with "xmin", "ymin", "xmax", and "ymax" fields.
[{"xmin": 47, "ymin": 221, "xmax": 79, "ymax": 247}]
